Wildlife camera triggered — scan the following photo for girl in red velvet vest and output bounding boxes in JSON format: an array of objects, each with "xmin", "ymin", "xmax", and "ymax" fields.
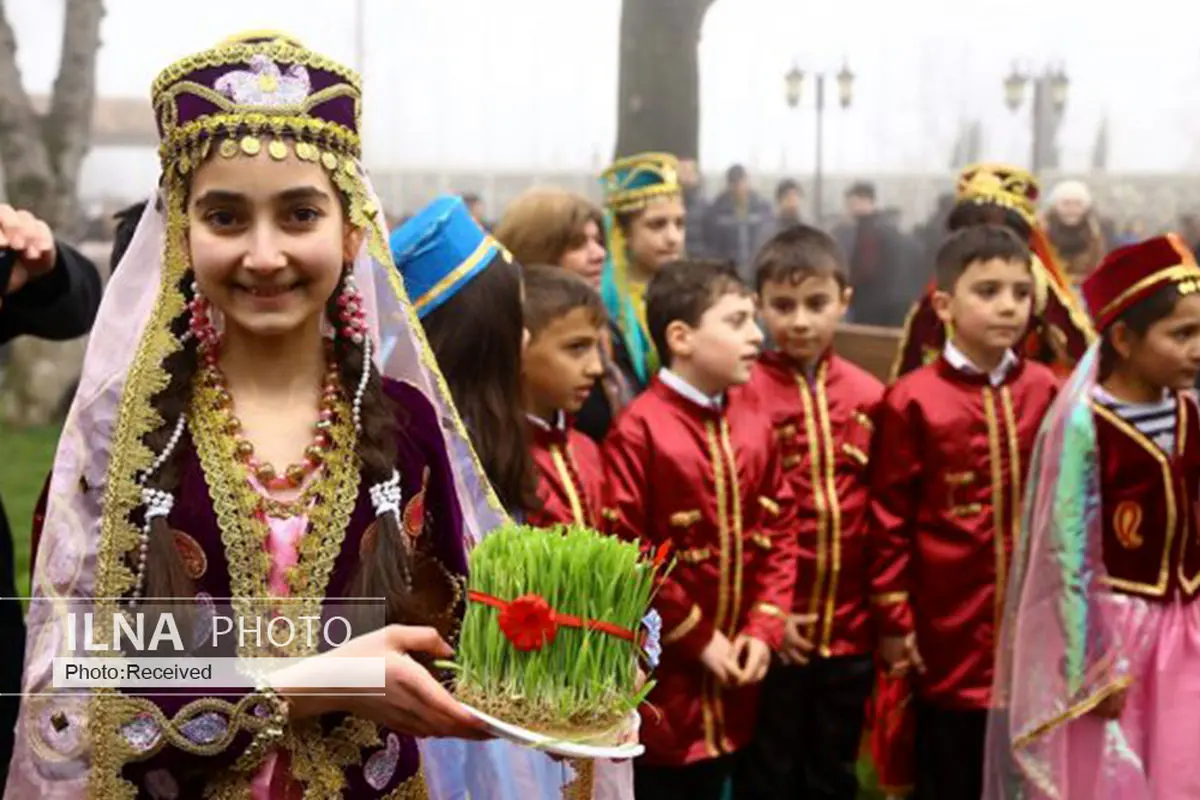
[{"xmin": 987, "ymin": 234, "xmax": 1200, "ymax": 799}]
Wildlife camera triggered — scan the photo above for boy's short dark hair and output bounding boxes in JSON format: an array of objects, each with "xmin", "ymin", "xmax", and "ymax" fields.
[
  {"xmin": 646, "ymin": 259, "xmax": 750, "ymax": 367},
  {"xmin": 775, "ymin": 178, "xmax": 801, "ymax": 202},
  {"xmin": 754, "ymin": 224, "xmax": 848, "ymax": 292},
  {"xmin": 522, "ymin": 264, "xmax": 606, "ymax": 337},
  {"xmin": 934, "ymin": 224, "xmax": 1031, "ymax": 291},
  {"xmin": 846, "ymin": 181, "xmax": 876, "ymax": 201}
]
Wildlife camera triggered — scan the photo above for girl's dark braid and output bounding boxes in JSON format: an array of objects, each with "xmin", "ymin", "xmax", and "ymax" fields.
[
  {"xmin": 326, "ymin": 270, "xmax": 457, "ymax": 635},
  {"xmin": 140, "ymin": 272, "xmax": 199, "ymax": 602}
]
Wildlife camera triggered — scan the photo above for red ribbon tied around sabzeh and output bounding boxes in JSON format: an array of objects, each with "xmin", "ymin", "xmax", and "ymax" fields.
[{"xmin": 468, "ymin": 591, "xmax": 638, "ymax": 653}]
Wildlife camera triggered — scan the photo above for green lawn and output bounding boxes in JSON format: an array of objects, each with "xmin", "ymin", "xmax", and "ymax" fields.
[{"xmin": 0, "ymin": 424, "xmax": 60, "ymax": 600}]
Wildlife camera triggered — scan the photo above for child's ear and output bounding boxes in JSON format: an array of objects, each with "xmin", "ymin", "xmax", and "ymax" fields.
[
  {"xmin": 931, "ymin": 289, "xmax": 954, "ymax": 325},
  {"xmin": 839, "ymin": 286, "xmax": 854, "ymax": 311},
  {"xmin": 664, "ymin": 319, "xmax": 692, "ymax": 359},
  {"xmin": 342, "ymin": 225, "xmax": 365, "ymax": 264},
  {"xmin": 1108, "ymin": 321, "xmax": 1137, "ymax": 362}
]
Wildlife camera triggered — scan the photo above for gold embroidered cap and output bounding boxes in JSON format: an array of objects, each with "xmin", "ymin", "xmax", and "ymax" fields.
[
  {"xmin": 151, "ymin": 30, "xmax": 362, "ymax": 174},
  {"xmin": 1083, "ymin": 233, "xmax": 1200, "ymax": 332},
  {"xmin": 601, "ymin": 152, "xmax": 682, "ymax": 213},
  {"xmin": 955, "ymin": 162, "xmax": 1039, "ymax": 226}
]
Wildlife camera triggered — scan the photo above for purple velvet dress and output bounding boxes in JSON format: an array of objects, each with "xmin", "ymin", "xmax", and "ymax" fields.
[{"xmin": 111, "ymin": 379, "xmax": 466, "ymax": 798}]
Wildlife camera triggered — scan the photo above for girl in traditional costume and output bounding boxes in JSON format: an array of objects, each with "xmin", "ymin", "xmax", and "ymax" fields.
[
  {"xmin": 985, "ymin": 235, "xmax": 1200, "ymax": 798},
  {"xmin": 391, "ymin": 195, "xmax": 540, "ymax": 518},
  {"xmin": 8, "ymin": 31, "xmax": 505, "ymax": 798},
  {"xmin": 599, "ymin": 153, "xmax": 686, "ymax": 390}
]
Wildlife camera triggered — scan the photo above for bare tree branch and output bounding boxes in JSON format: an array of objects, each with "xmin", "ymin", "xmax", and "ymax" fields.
[
  {"xmin": 0, "ymin": 1, "xmax": 55, "ymax": 218},
  {"xmin": 44, "ymin": 0, "xmax": 104, "ymax": 226}
]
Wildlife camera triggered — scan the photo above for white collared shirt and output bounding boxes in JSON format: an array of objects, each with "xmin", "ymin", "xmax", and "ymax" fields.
[
  {"xmin": 943, "ymin": 341, "xmax": 1019, "ymax": 387},
  {"xmin": 525, "ymin": 412, "xmax": 566, "ymax": 433},
  {"xmin": 658, "ymin": 369, "xmax": 724, "ymax": 411}
]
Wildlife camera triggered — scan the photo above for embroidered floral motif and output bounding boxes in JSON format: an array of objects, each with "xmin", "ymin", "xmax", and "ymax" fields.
[
  {"xmin": 120, "ymin": 713, "xmax": 162, "ymax": 752},
  {"xmin": 402, "ymin": 467, "xmax": 430, "ymax": 542},
  {"xmin": 143, "ymin": 768, "xmax": 180, "ymax": 800},
  {"xmin": 172, "ymin": 530, "xmax": 208, "ymax": 579},
  {"xmin": 179, "ymin": 711, "xmax": 228, "ymax": 745},
  {"xmin": 214, "ymin": 54, "xmax": 310, "ymax": 107},
  {"xmin": 363, "ymin": 732, "xmax": 401, "ymax": 790}
]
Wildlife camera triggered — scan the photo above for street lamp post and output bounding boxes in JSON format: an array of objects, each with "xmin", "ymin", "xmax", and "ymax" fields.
[
  {"xmin": 1003, "ymin": 62, "xmax": 1069, "ymax": 174},
  {"xmin": 782, "ymin": 60, "xmax": 855, "ymax": 223}
]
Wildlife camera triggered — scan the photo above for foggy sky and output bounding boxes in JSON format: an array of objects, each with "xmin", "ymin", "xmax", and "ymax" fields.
[{"xmin": 8, "ymin": 0, "xmax": 1200, "ymax": 174}]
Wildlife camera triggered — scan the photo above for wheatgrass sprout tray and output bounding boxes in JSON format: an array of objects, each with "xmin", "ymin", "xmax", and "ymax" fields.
[{"xmin": 443, "ymin": 524, "xmax": 665, "ymax": 753}]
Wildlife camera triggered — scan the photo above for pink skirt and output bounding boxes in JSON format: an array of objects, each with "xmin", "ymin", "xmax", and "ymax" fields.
[{"xmin": 1060, "ymin": 595, "xmax": 1200, "ymax": 799}]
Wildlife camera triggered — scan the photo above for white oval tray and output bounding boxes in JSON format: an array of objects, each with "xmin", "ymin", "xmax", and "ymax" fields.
[{"xmin": 460, "ymin": 704, "xmax": 645, "ymax": 760}]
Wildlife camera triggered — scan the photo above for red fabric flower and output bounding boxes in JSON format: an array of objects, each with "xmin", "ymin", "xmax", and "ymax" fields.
[{"xmin": 497, "ymin": 593, "xmax": 558, "ymax": 652}]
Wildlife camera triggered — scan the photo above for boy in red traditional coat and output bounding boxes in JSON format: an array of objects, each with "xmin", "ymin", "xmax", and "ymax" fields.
[
  {"xmin": 892, "ymin": 162, "xmax": 1094, "ymax": 380},
  {"xmin": 521, "ymin": 265, "xmax": 606, "ymax": 529},
  {"xmin": 735, "ymin": 224, "xmax": 881, "ymax": 800},
  {"xmin": 868, "ymin": 225, "xmax": 1059, "ymax": 799},
  {"xmin": 601, "ymin": 259, "xmax": 799, "ymax": 800}
]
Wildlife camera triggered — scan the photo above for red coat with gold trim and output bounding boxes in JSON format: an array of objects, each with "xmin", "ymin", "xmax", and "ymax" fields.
[
  {"xmin": 867, "ymin": 357, "xmax": 1058, "ymax": 709},
  {"xmin": 1094, "ymin": 394, "xmax": 1200, "ymax": 600},
  {"xmin": 742, "ymin": 350, "xmax": 882, "ymax": 657},
  {"xmin": 601, "ymin": 378, "xmax": 799, "ymax": 766},
  {"xmin": 526, "ymin": 416, "xmax": 603, "ymax": 529}
]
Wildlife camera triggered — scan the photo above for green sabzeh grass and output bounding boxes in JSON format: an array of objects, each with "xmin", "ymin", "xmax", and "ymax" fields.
[{"xmin": 445, "ymin": 523, "xmax": 660, "ymax": 743}]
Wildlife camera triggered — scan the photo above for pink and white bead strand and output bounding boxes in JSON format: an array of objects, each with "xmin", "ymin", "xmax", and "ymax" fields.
[
  {"xmin": 189, "ymin": 283, "xmax": 220, "ymax": 362},
  {"xmin": 336, "ymin": 272, "xmax": 371, "ymax": 434}
]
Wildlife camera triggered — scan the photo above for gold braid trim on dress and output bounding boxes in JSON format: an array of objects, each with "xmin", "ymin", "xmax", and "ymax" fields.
[
  {"xmin": 381, "ymin": 771, "xmax": 431, "ymax": 799},
  {"xmin": 89, "ymin": 170, "xmax": 193, "ymax": 799},
  {"xmin": 192, "ymin": 374, "xmax": 360, "ymax": 628}
]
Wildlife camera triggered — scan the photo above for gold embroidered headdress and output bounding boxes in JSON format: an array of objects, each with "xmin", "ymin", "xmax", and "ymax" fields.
[
  {"xmin": 8, "ymin": 31, "xmax": 505, "ymax": 797},
  {"xmin": 151, "ymin": 30, "xmax": 384, "ymax": 259},
  {"xmin": 955, "ymin": 162, "xmax": 1040, "ymax": 227},
  {"xmin": 598, "ymin": 152, "xmax": 683, "ymax": 384}
]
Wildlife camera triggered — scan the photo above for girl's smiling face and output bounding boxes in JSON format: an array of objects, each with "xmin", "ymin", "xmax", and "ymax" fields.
[{"xmin": 187, "ymin": 142, "xmax": 361, "ymax": 342}]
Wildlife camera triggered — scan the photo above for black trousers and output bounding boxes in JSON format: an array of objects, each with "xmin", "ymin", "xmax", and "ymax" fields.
[
  {"xmin": 735, "ymin": 655, "xmax": 874, "ymax": 799},
  {"xmin": 635, "ymin": 755, "xmax": 735, "ymax": 800},
  {"xmin": 914, "ymin": 699, "xmax": 987, "ymax": 800}
]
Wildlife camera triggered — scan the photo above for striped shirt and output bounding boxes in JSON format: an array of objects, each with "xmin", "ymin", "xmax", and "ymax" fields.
[{"xmin": 1093, "ymin": 386, "xmax": 1176, "ymax": 456}]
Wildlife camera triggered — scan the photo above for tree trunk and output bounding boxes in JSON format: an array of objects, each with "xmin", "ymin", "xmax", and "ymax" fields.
[
  {"xmin": 614, "ymin": 0, "xmax": 716, "ymax": 160},
  {"xmin": 0, "ymin": 0, "xmax": 105, "ymax": 426}
]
